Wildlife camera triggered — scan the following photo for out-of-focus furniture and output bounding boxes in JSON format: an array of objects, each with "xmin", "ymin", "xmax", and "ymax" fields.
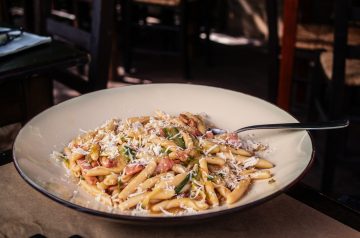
[
  {"xmin": 31, "ymin": 0, "xmax": 115, "ymax": 93},
  {"xmin": 1, "ymin": 153, "xmax": 360, "ymax": 234},
  {"xmin": 312, "ymin": 0, "xmax": 360, "ymax": 193},
  {"xmin": 266, "ymin": 1, "xmax": 338, "ymax": 118},
  {"xmin": 122, "ymin": 0, "xmax": 197, "ymax": 79},
  {"xmin": 0, "ymin": 0, "xmax": 10, "ymax": 23},
  {"xmin": 0, "ymin": 41, "xmax": 88, "ymax": 126},
  {"xmin": 276, "ymin": 0, "xmax": 299, "ymax": 111},
  {"xmin": 266, "ymin": 0, "xmax": 323, "ymax": 111},
  {"xmin": 265, "ymin": 0, "xmax": 280, "ymax": 104}
]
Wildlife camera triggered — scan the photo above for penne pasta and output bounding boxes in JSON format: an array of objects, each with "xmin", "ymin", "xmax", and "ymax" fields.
[
  {"xmin": 84, "ymin": 166, "xmax": 122, "ymax": 176},
  {"xmin": 172, "ymin": 164, "xmax": 187, "ymax": 174},
  {"xmin": 249, "ymin": 170, "xmax": 272, "ymax": 180},
  {"xmin": 199, "ymin": 158, "xmax": 219, "ymax": 206},
  {"xmin": 53, "ymin": 111, "xmax": 274, "ymax": 215},
  {"xmin": 118, "ymin": 161, "xmax": 157, "ymax": 201},
  {"xmin": 151, "ymin": 198, "xmax": 209, "ymax": 212},
  {"xmin": 103, "ymin": 173, "xmax": 118, "ymax": 186},
  {"xmin": 214, "ymin": 184, "xmax": 231, "ymax": 198},
  {"xmin": 127, "ymin": 116, "xmax": 150, "ymax": 124},
  {"xmin": 180, "ymin": 131, "xmax": 194, "ymax": 149},
  {"xmin": 138, "ymin": 175, "xmax": 161, "ymax": 191},
  {"xmin": 79, "ymin": 180, "xmax": 112, "ymax": 206},
  {"xmin": 226, "ymin": 178, "xmax": 251, "ymax": 204},
  {"xmin": 205, "ymin": 157, "xmax": 226, "ymax": 166},
  {"xmin": 119, "ymin": 192, "xmax": 148, "ymax": 211},
  {"xmin": 255, "ymin": 159, "xmax": 274, "ymax": 169}
]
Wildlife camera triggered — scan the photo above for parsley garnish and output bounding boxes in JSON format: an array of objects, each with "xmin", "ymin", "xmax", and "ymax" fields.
[
  {"xmin": 163, "ymin": 127, "xmax": 186, "ymax": 149},
  {"xmin": 121, "ymin": 145, "xmax": 136, "ymax": 162},
  {"xmin": 174, "ymin": 174, "xmax": 191, "ymax": 194}
]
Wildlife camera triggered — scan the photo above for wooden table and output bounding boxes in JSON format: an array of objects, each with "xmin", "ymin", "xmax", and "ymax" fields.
[
  {"xmin": 0, "ymin": 151, "xmax": 359, "ymax": 237},
  {"xmin": 0, "ymin": 40, "xmax": 88, "ymax": 125}
]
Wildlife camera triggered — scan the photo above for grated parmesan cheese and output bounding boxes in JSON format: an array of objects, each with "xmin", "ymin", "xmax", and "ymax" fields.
[
  {"xmin": 159, "ymin": 207, "xmax": 174, "ymax": 216},
  {"xmin": 243, "ymin": 156, "xmax": 259, "ymax": 169},
  {"xmin": 51, "ymin": 111, "xmax": 273, "ymax": 215},
  {"xmin": 131, "ymin": 203, "xmax": 149, "ymax": 216},
  {"xmin": 72, "ymin": 147, "xmax": 89, "ymax": 155}
]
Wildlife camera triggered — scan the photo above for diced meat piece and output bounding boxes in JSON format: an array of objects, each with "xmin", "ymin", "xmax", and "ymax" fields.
[
  {"xmin": 179, "ymin": 113, "xmax": 197, "ymax": 128},
  {"xmin": 179, "ymin": 114, "xmax": 190, "ymax": 124},
  {"xmin": 227, "ymin": 133, "xmax": 240, "ymax": 144},
  {"xmin": 100, "ymin": 157, "xmax": 118, "ymax": 168},
  {"xmin": 107, "ymin": 185, "xmax": 118, "ymax": 192},
  {"xmin": 124, "ymin": 164, "xmax": 144, "ymax": 176},
  {"xmin": 159, "ymin": 128, "xmax": 166, "ymax": 137},
  {"xmin": 192, "ymin": 129, "xmax": 202, "ymax": 137},
  {"xmin": 205, "ymin": 131, "xmax": 214, "ymax": 139},
  {"xmin": 77, "ymin": 159, "xmax": 92, "ymax": 170},
  {"xmin": 91, "ymin": 160, "xmax": 100, "ymax": 168},
  {"xmin": 156, "ymin": 157, "xmax": 175, "ymax": 173},
  {"xmin": 98, "ymin": 176, "xmax": 105, "ymax": 182},
  {"xmin": 169, "ymin": 150, "xmax": 190, "ymax": 162},
  {"xmin": 180, "ymin": 114, "xmax": 197, "ymax": 128},
  {"xmin": 84, "ymin": 175, "xmax": 98, "ymax": 185}
]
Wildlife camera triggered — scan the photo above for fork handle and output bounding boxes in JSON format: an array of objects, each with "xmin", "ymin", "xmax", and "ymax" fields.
[{"xmin": 234, "ymin": 119, "xmax": 350, "ymax": 134}]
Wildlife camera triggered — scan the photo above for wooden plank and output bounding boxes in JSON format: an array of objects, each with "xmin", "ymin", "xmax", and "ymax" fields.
[
  {"xmin": 351, "ymin": 6, "xmax": 360, "ymax": 20},
  {"xmin": 46, "ymin": 18, "xmax": 91, "ymax": 51},
  {"xmin": 276, "ymin": 0, "xmax": 299, "ymax": 111},
  {"xmin": 23, "ymin": 0, "xmax": 35, "ymax": 32},
  {"xmin": 122, "ymin": 0, "xmax": 134, "ymax": 73},
  {"xmin": 33, "ymin": 0, "xmax": 51, "ymax": 34},
  {"xmin": 23, "ymin": 75, "xmax": 53, "ymax": 121},
  {"xmin": 180, "ymin": 0, "xmax": 190, "ymax": 79},
  {"xmin": 88, "ymin": 0, "xmax": 115, "ymax": 91},
  {"xmin": 287, "ymin": 182, "xmax": 360, "ymax": 231},
  {"xmin": 0, "ymin": 0, "xmax": 10, "ymax": 23},
  {"xmin": 0, "ymin": 41, "xmax": 89, "ymax": 81},
  {"xmin": 347, "ymin": 45, "xmax": 360, "ymax": 59},
  {"xmin": 51, "ymin": 69, "xmax": 90, "ymax": 94},
  {"xmin": 0, "ymin": 79, "xmax": 25, "ymax": 126},
  {"xmin": 266, "ymin": 0, "xmax": 280, "ymax": 104},
  {"xmin": 321, "ymin": 0, "xmax": 349, "ymax": 194}
]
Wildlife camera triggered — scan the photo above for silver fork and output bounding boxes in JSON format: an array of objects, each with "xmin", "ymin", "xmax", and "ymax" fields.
[{"xmin": 209, "ymin": 119, "xmax": 350, "ymax": 135}]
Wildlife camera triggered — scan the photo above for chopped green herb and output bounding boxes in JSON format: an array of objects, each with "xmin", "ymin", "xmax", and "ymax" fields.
[
  {"xmin": 189, "ymin": 147, "xmax": 201, "ymax": 158},
  {"xmin": 160, "ymin": 146, "xmax": 171, "ymax": 155},
  {"xmin": 63, "ymin": 158, "xmax": 70, "ymax": 168},
  {"xmin": 164, "ymin": 127, "xmax": 186, "ymax": 149},
  {"xmin": 118, "ymin": 180, "xmax": 123, "ymax": 190},
  {"xmin": 85, "ymin": 154, "xmax": 92, "ymax": 162},
  {"xmin": 207, "ymin": 175, "xmax": 215, "ymax": 181},
  {"xmin": 190, "ymin": 164, "xmax": 200, "ymax": 181},
  {"xmin": 174, "ymin": 173, "xmax": 191, "ymax": 194},
  {"xmin": 120, "ymin": 145, "xmax": 136, "ymax": 162},
  {"xmin": 55, "ymin": 152, "xmax": 70, "ymax": 167}
]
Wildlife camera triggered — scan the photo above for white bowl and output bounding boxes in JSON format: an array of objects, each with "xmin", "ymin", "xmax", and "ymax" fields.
[{"xmin": 13, "ymin": 84, "xmax": 314, "ymax": 224}]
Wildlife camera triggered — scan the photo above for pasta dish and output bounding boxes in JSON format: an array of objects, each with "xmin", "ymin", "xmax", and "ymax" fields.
[{"xmin": 52, "ymin": 111, "xmax": 274, "ymax": 215}]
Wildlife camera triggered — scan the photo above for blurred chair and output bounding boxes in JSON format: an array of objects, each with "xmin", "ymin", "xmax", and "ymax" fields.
[
  {"xmin": 266, "ymin": 0, "xmax": 326, "ymax": 111},
  {"xmin": 34, "ymin": 0, "xmax": 115, "ymax": 93},
  {"xmin": 266, "ymin": 1, "xmax": 345, "ymax": 116},
  {"xmin": 265, "ymin": 0, "xmax": 280, "ymax": 104},
  {"xmin": 0, "ymin": 80, "xmax": 26, "ymax": 127},
  {"xmin": 122, "ymin": 0, "xmax": 198, "ymax": 79},
  {"xmin": 310, "ymin": 0, "xmax": 360, "ymax": 193},
  {"xmin": 0, "ymin": 0, "xmax": 10, "ymax": 23}
]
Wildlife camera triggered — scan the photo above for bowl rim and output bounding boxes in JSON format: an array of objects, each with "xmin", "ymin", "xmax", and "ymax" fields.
[{"xmin": 12, "ymin": 83, "xmax": 316, "ymax": 223}]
